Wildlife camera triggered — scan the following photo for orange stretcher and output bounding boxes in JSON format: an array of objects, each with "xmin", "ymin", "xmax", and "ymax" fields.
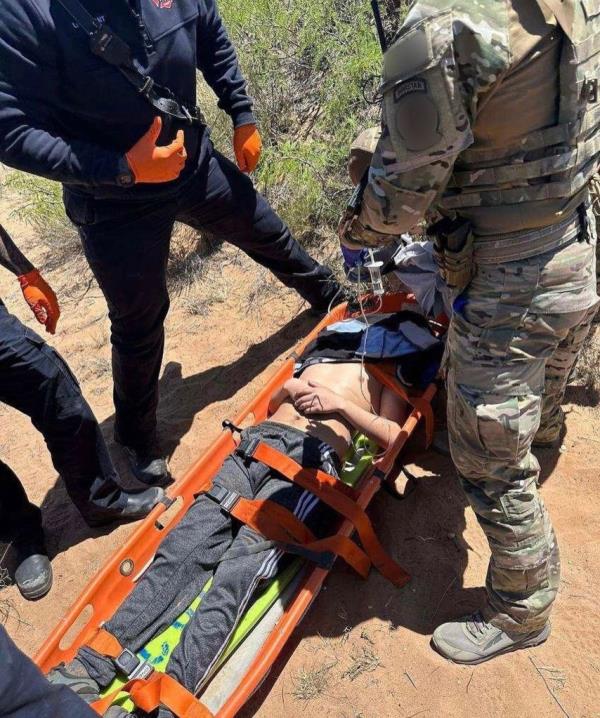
[{"xmin": 35, "ymin": 292, "xmax": 439, "ymax": 717}]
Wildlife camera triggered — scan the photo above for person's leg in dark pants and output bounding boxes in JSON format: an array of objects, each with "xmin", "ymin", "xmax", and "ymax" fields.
[
  {"xmin": 74, "ymin": 453, "xmax": 255, "ymax": 687},
  {"xmin": 178, "ymin": 147, "xmax": 340, "ymax": 310},
  {"xmin": 166, "ymin": 425, "xmax": 337, "ymax": 696},
  {"xmin": 52, "ymin": 425, "xmax": 337, "ymax": 707},
  {"xmin": 0, "ymin": 458, "xmax": 51, "ymax": 599},
  {"xmin": 0, "ymin": 306, "xmax": 125, "ymax": 522},
  {"xmin": 72, "ymin": 194, "xmax": 176, "ymax": 462},
  {"xmin": 0, "ymin": 458, "xmax": 44, "ymax": 546}
]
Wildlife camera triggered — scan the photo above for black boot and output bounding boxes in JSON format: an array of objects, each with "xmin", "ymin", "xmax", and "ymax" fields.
[
  {"xmin": 84, "ymin": 486, "xmax": 165, "ymax": 528},
  {"xmin": 122, "ymin": 446, "xmax": 171, "ymax": 488},
  {"xmin": 13, "ymin": 538, "xmax": 52, "ymax": 601}
]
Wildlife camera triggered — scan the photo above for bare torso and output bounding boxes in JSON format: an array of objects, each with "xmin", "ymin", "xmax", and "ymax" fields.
[{"xmin": 269, "ymin": 362, "xmax": 383, "ymax": 458}]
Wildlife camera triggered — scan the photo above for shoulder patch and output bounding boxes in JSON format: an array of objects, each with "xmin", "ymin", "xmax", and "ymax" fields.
[{"xmin": 392, "ymin": 77, "xmax": 441, "ymax": 152}]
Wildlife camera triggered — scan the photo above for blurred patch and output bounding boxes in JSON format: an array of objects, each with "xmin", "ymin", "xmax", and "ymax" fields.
[{"xmin": 393, "ymin": 78, "xmax": 441, "ymax": 152}]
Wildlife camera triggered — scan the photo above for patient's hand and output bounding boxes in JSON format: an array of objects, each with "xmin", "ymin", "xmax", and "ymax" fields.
[{"xmin": 293, "ymin": 380, "xmax": 345, "ymax": 416}]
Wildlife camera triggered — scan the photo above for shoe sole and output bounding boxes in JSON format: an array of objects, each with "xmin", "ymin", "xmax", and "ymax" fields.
[{"xmin": 431, "ymin": 624, "xmax": 551, "ymax": 665}]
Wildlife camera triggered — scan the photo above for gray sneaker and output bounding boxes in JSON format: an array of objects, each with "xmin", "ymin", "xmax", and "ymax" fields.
[
  {"xmin": 432, "ymin": 611, "xmax": 551, "ymax": 664},
  {"xmin": 46, "ymin": 659, "xmax": 101, "ymax": 703}
]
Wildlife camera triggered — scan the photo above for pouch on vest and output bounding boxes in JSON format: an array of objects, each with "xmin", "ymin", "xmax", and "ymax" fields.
[{"xmin": 429, "ymin": 216, "xmax": 474, "ymax": 291}]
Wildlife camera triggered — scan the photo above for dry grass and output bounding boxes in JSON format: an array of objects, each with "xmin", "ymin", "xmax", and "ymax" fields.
[
  {"xmin": 167, "ymin": 225, "xmax": 221, "ymax": 296},
  {"xmin": 342, "ymin": 646, "xmax": 382, "ymax": 682},
  {"xmin": 0, "ymin": 566, "xmax": 18, "ymax": 626},
  {"xmin": 292, "ymin": 661, "xmax": 337, "ymax": 701}
]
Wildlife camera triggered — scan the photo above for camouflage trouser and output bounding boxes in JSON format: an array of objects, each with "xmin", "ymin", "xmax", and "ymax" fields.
[
  {"xmin": 447, "ymin": 235, "xmax": 598, "ymax": 634},
  {"xmin": 535, "ymin": 308, "xmax": 598, "ymax": 443}
]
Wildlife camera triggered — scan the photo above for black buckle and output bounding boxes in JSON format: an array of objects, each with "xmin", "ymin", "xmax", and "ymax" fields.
[
  {"xmin": 114, "ymin": 648, "xmax": 154, "ymax": 681},
  {"xmin": 206, "ymin": 485, "xmax": 241, "ymax": 513},
  {"xmin": 139, "ymin": 76, "xmax": 155, "ymax": 98},
  {"xmin": 222, "ymin": 420, "xmax": 243, "ymax": 435},
  {"xmin": 235, "ymin": 437, "xmax": 260, "ymax": 462}
]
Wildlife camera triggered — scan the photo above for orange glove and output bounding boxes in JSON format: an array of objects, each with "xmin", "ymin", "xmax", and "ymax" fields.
[
  {"xmin": 234, "ymin": 124, "xmax": 262, "ymax": 173},
  {"xmin": 18, "ymin": 269, "xmax": 60, "ymax": 335},
  {"xmin": 125, "ymin": 117, "xmax": 187, "ymax": 184}
]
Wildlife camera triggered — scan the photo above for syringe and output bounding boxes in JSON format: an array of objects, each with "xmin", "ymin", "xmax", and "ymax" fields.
[{"xmin": 364, "ymin": 248, "xmax": 385, "ymax": 296}]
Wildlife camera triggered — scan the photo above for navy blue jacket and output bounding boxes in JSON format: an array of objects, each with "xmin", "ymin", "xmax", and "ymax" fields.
[
  {"xmin": 0, "ymin": 626, "xmax": 97, "ymax": 718},
  {"xmin": 0, "ymin": 0, "xmax": 255, "ymax": 197}
]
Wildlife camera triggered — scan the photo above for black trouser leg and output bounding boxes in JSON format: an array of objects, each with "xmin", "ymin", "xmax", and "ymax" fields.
[
  {"xmin": 0, "ymin": 459, "xmax": 44, "ymax": 547},
  {"xmin": 0, "ymin": 306, "xmax": 123, "ymax": 523},
  {"xmin": 77, "ymin": 453, "xmax": 255, "ymax": 687},
  {"xmin": 72, "ymin": 196, "xmax": 177, "ymax": 453},
  {"xmin": 167, "ymin": 424, "xmax": 337, "ymax": 693},
  {"xmin": 77, "ymin": 424, "xmax": 337, "ymax": 692},
  {"xmin": 178, "ymin": 146, "xmax": 340, "ymax": 309}
]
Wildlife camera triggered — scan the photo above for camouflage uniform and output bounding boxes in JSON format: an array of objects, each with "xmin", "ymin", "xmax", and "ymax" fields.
[{"xmin": 347, "ymin": 0, "xmax": 600, "ymax": 634}]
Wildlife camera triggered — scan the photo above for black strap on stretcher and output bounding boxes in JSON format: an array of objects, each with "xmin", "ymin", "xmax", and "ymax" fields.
[{"xmin": 56, "ymin": 0, "xmax": 205, "ymax": 126}]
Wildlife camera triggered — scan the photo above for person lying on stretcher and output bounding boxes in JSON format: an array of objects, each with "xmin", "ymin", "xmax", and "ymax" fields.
[{"xmin": 48, "ymin": 353, "xmax": 408, "ymax": 717}]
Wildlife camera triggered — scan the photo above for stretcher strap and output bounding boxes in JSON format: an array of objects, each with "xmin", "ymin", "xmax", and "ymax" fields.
[
  {"xmin": 247, "ymin": 442, "xmax": 410, "ymax": 587},
  {"xmin": 207, "ymin": 489, "xmax": 371, "ymax": 579},
  {"xmin": 129, "ymin": 672, "xmax": 213, "ymax": 718},
  {"xmin": 88, "ymin": 627, "xmax": 122, "ymax": 658},
  {"xmin": 87, "ymin": 629, "xmax": 214, "ymax": 718}
]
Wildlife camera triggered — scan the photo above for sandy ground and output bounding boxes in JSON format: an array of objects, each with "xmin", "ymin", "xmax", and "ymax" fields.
[{"xmin": 0, "ymin": 209, "xmax": 599, "ymax": 718}]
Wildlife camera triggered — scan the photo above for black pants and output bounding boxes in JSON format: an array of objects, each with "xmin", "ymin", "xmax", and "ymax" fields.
[
  {"xmin": 64, "ymin": 146, "xmax": 340, "ymax": 452},
  {"xmin": 0, "ymin": 305, "xmax": 127, "ymax": 537},
  {"xmin": 78, "ymin": 422, "xmax": 338, "ymax": 697},
  {"xmin": 0, "ymin": 626, "xmax": 97, "ymax": 718}
]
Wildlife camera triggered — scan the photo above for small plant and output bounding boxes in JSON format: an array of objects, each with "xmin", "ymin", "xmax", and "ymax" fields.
[
  {"xmin": 0, "ymin": 567, "xmax": 17, "ymax": 626},
  {"xmin": 292, "ymin": 661, "xmax": 336, "ymax": 700},
  {"xmin": 342, "ymin": 646, "xmax": 382, "ymax": 682}
]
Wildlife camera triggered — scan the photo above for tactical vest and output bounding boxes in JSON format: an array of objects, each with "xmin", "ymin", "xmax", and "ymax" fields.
[{"xmin": 440, "ymin": 0, "xmax": 600, "ymax": 213}]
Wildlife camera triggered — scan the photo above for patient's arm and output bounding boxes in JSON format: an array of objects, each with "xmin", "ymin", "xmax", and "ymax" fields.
[
  {"xmin": 268, "ymin": 378, "xmax": 308, "ymax": 414},
  {"xmin": 293, "ymin": 381, "xmax": 405, "ymax": 450},
  {"xmin": 268, "ymin": 386, "xmax": 287, "ymax": 414}
]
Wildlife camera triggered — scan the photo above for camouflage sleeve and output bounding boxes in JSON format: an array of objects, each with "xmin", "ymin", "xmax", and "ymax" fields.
[{"xmin": 354, "ymin": 9, "xmax": 475, "ymax": 243}]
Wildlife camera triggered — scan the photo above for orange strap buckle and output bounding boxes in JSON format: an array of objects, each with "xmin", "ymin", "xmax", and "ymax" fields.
[{"xmin": 86, "ymin": 629, "xmax": 214, "ymax": 718}]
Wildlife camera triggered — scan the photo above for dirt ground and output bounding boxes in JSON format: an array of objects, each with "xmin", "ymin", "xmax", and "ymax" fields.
[{"xmin": 1, "ymin": 210, "xmax": 599, "ymax": 718}]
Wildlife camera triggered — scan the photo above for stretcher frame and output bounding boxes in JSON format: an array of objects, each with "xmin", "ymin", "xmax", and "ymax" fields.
[{"xmin": 35, "ymin": 292, "xmax": 438, "ymax": 716}]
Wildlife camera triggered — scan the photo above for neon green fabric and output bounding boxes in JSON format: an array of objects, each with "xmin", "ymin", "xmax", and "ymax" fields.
[{"xmin": 101, "ymin": 434, "xmax": 377, "ymax": 710}]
